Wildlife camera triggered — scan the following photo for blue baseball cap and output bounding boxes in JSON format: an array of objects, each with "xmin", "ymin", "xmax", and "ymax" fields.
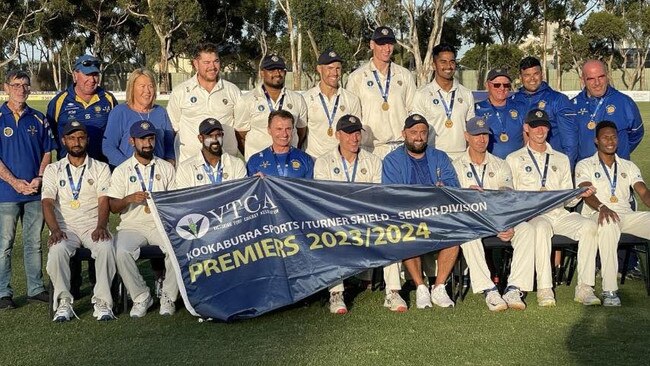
[
  {"xmin": 74, "ymin": 55, "xmax": 100, "ymax": 75},
  {"xmin": 130, "ymin": 120, "xmax": 156, "ymax": 138},
  {"xmin": 466, "ymin": 116, "xmax": 491, "ymax": 135}
]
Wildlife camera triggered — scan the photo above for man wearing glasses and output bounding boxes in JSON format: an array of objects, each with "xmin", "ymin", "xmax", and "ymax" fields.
[
  {"xmin": 474, "ymin": 68, "xmax": 526, "ymax": 159},
  {"xmin": 0, "ymin": 70, "xmax": 56, "ymax": 309},
  {"xmin": 47, "ymin": 55, "xmax": 118, "ymax": 163}
]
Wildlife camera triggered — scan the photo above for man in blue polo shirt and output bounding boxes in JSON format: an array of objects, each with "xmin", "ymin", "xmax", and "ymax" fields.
[
  {"xmin": 567, "ymin": 60, "xmax": 643, "ymax": 166},
  {"xmin": 382, "ymin": 114, "xmax": 460, "ymax": 310},
  {"xmin": 247, "ymin": 110, "xmax": 314, "ymax": 178},
  {"xmin": 511, "ymin": 56, "xmax": 575, "ymax": 158},
  {"xmin": 475, "ymin": 68, "xmax": 526, "ymax": 159},
  {"xmin": 47, "ymin": 55, "xmax": 118, "ymax": 163},
  {"xmin": 0, "ymin": 70, "xmax": 55, "ymax": 309}
]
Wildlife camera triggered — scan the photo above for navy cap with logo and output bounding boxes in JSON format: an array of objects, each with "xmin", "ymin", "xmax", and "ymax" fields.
[
  {"xmin": 130, "ymin": 120, "xmax": 156, "ymax": 138},
  {"xmin": 336, "ymin": 114, "xmax": 364, "ymax": 133},
  {"xmin": 318, "ymin": 50, "xmax": 343, "ymax": 65},
  {"xmin": 525, "ymin": 109, "xmax": 551, "ymax": 128},
  {"xmin": 62, "ymin": 121, "xmax": 87, "ymax": 136},
  {"xmin": 372, "ymin": 26, "xmax": 396, "ymax": 45},
  {"xmin": 199, "ymin": 118, "xmax": 223, "ymax": 135},
  {"xmin": 74, "ymin": 55, "xmax": 100, "ymax": 75},
  {"xmin": 486, "ymin": 68, "xmax": 510, "ymax": 81},
  {"xmin": 261, "ymin": 55, "xmax": 287, "ymax": 70},
  {"xmin": 404, "ymin": 114, "xmax": 428, "ymax": 129},
  {"xmin": 466, "ymin": 116, "xmax": 491, "ymax": 135}
]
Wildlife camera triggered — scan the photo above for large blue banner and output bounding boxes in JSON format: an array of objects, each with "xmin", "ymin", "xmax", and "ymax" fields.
[{"xmin": 151, "ymin": 177, "xmax": 582, "ymax": 321}]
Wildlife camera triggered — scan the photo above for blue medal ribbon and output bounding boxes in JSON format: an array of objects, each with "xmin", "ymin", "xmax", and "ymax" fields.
[
  {"xmin": 272, "ymin": 147, "xmax": 291, "ymax": 177},
  {"xmin": 599, "ymin": 159, "xmax": 618, "ymax": 198},
  {"xmin": 437, "ymin": 90, "xmax": 456, "ymax": 120},
  {"xmin": 527, "ymin": 148, "xmax": 550, "ymax": 189},
  {"xmin": 372, "ymin": 64, "xmax": 391, "ymax": 103},
  {"xmin": 66, "ymin": 164, "xmax": 86, "ymax": 201},
  {"xmin": 203, "ymin": 160, "xmax": 223, "ymax": 184},
  {"xmin": 340, "ymin": 154, "xmax": 359, "ymax": 183},
  {"xmin": 318, "ymin": 93, "xmax": 340, "ymax": 132},
  {"xmin": 262, "ymin": 85, "xmax": 285, "ymax": 112},
  {"xmin": 589, "ymin": 97, "xmax": 605, "ymax": 123},
  {"xmin": 469, "ymin": 163, "xmax": 486, "ymax": 188},
  {"xmin": 488, "ymin": 102, "xmax": 506, "ymax": 136},
  {"xmin": 134, "ymin": 164, "xmax": 155, "ymax": 192}
]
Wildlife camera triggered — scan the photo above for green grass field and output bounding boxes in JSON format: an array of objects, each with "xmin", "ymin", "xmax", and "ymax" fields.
[{"xmin": 0, "ymin": 101, "xmax": 648, "ymax": 366}]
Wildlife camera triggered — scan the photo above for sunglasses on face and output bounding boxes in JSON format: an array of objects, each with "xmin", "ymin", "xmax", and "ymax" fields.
[
  {"xmin": 80, "ymin": 60, "xmax": 100, "ymax": 67},
  {"xmin": 490, "ymin": 82, "xmax": 511, "ymax": 89}
]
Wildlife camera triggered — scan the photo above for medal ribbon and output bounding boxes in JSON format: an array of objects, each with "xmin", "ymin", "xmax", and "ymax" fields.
[
  {"xmin": 66, "ymin": 164, "xmax": 86, "ymax": 201},
  {"xmin": 134, "ymin": 164, "xmax": 155, "ymax": 192},
  {"xmin": 488, "ymin": 102, "xmax": 506, "ymax": 135},
  {"xmin": 527, "ymin": 148, "xmax": 550, "ymax": 189},
  {"xmin": 318, "ymin": 93, "xmax": 340, "ymax": 132},
  {"xmin": 203, "ymin": 160, "xmax": 223, "ymax": 184},
  {"xmin": 599, "ymin": 159, "xmax": 618, "ymax": 198},
  {"xmin": 469, "ymin": 163, "xmax": 486, "ymax": 188},
  {"xmin": 437, "ymin": 90, "xmax": 456, "ymax": 121},
  {"xmin": 589, "ymin": 97, "xmax": 605, "ymax": 124},
  {"xmin": 272, "ymin": 147, "xmax": 291, "ymax": 177},
  {"xmin": 372, "ymin": 64, "xmax": 391, "ymax": 103},
  {"xmin": 262, "ymin": 85, "xmax": 285, "ymax": 112},
  {"xmin": 341, "ymin": 154, "xmax": 359, "ymax": 183}
]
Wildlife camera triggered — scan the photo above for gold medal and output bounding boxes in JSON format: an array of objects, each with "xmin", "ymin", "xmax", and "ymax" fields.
[
  {"xmin": 70, "ymin": 200, "xmax": 80, "ymax": 209},
  {"xmin": 381, "ymin": 101, "xmax": 390, "ymax": 111},
  {"xmin": 144, "ymin": 206, "xmax": 151, "ymax": 214},
  {"xmin": 587, "ymin": 120, "xmax": 596, "ymax": 130},
  {"xmin": 500, "ymin": 133, "xmax": 509, "ymax": 142},
  {"xmin": 540, "ymin": 187, "xmax": 548, "ymax": 191},
  {"xmin": 610, "ymin": 196, "xmax": 618, "ymax": 203},
  {"xmin": 327, "ymin": 127, "xmax": 333, "ymax": 137},
  {"xmin": 445, "ymin": 119, "xmax": 453, "ymax": 128}
]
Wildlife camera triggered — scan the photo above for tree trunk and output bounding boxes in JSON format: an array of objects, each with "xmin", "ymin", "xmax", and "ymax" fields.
[{"xmin": 158, "ymin": 33, "xmax": 170, "ymax": 94}]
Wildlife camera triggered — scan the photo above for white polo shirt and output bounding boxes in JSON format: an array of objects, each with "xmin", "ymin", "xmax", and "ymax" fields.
[
  {"xmin": 303, "ymin": 85, "xmax": 362, "ymax": 158},
  {"xmin": 314, "ymin": 147, "xmax": 382, "ymax": 183},
  {"xmin": 506, "ymin": 143, "xmax": 574, "ymax": 218},
  {"xmin": 233, "ymin": 85, "xmax": 308, "ymax": 160},
  {"xmin": 346, "ymin": 59, "xmax": 416, "ymax": 155},
  {"xmin": 41, "ymin": 155, "xmax": 111, "ymax": 232},
  {"xmin": 452, "ymin": 149, "xmax": 513, "ymax": 190},
  {"xmin": 575, "ymin": 153, "xmax": 644, "ymax": 215},
  {"xmin": 167, "ymin": 75, "xmax": 242, "ymax": 162},
  {"xmin": 107, "ymin": 155, "xmax": 176, "ymax": 231},
  {"xmin": 176, "ymin": 152, "xmax": 246, "ymax": 189},
  {"xmin": 412, "ymin": 79, "xmax": 475, "ymax": 157}
]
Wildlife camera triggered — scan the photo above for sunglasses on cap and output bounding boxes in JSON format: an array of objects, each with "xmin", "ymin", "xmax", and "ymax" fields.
[
  {"xmin": 80, "ymin": 60, "xmax": 100, "ymax": 67},
  {"xmin": 489, "ymin": 82, "xmax": 511, "ymax": 89}
]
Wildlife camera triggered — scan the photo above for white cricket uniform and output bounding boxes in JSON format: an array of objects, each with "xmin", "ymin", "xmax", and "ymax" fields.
[
  {"xmin": 346, "ymin": 59, "xmax": 416, "ymax": 158},
  {"xmin": 176, "ymin": 152, "xmax": 247, "ymax": 189},
  {"xmin": 107, "ymin": 156, "xmax": 179, "ymax": 302},
  {"xmin": 412, "ymin": 79, "xmax": 475, "ymax": 159},
  {"xmin": 42, "ymin": 155, "xmax": 116, "ymax": 309},
  {"xmin": 167, "ymin": 76, "xmax": 242, "ymax": 162},
  {"xmin": 576, "ymin": 153, "xmax": 650, "ymax": 291},
  {"xmin": 314, "ymin": 147, "xmax": 401, "ymax": 293},
  {"xmin": 453, "ymin": 150, "xmax": 535, "ymax": 291},
  {"xmin": 234, "ymin": 85, "xmax": 307, "ymax": 160},
  {"xmin": 303, "ymin": 85, "xmax": 362, "ymax": 158},
  {"xmin": 506, "ymin": 144, "xmax": 599, "ymax": 289}
]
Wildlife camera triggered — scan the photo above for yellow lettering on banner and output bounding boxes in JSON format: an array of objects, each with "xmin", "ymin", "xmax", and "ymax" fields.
[
  {"xmin": 283, "ymin": 235, "xmax": 300, "ymax": 256},
  {"xmin": 261, "ymin": 238, "xmax": 276, "ymax": 257},
  {"xmin": 273, "ymin": 238, "xmax": 286, "ymax": 257},
  {"xmin": 218, "ymin": 253, "xmax": 235, "ymax": 272},
  {"xmin": 233, "ymin": 245, "xmax": 258, "ymax": 266},
  {"xmin": 189, "ymin": 263, "xmax": 203, "ymax": 283},
  {"xmin": 416, "ymin": 222, "xmax": 431, "ymax": 238},
  {"xmin": 204, "ymin": 259, "xmax": 221, "ymax": 276}
]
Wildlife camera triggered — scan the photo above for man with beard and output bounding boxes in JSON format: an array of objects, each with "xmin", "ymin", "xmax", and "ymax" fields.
[
  {"xmin": 575, "ymin": 121, "xmax": 650, "ymax": 306},
  {"xmin": 47, "ymin": 55, "xmax": 118, "ymax": 162},
  {"xmin": 168, "ymin": 43, "xmax": 242, "ymax": 162},
  {"xmin": 511, "ymin": 57, "xmax": 574, "ymax": 160},
  {"xmin": 567, "ymin": 60, "xmax": 643, "ymax": 166},
  {"xmin": 108, "ymin": 121, "xmax": 178, "ymax": 317},
  {"xmin": 176, "ymin": 118, "xmax": 246, "ymax": 189},
  {"xmin": 506, "ymin": 109, "xmax": 598, "ymax": 307},
  {"xmin": 247, "ymin": 110, "xmax": 314, "ymax": 178},
  {"xmin": 304, "ymin": 50, "xmax": 362, "ymax": 158},
  {"xmin": 382, "ymin": 114, "xmax": 460, "ymax": 309},
  {"xmin": 235, "ymin": 55, "xmax": 308, "ymax": 160},
  {"xmin": 474, "ymin": 68, "xmax": 526, "ymax": 159},
  {"xmin": 412, "ymin": 43, "xmax": 475, "ymax": 160},
  {"xmin": 42, "ymin": 121, "xmax": 116, "ymax": 321},
  {"xmin": 452, "ymin": 116, "xmax": 533, "ymax": 311},
  {"xmin": 314, "ymin": 114, "xmax": 407, "ymax": 314},
  {"xmin": 346, "ymin": 26, "xmax": 416, "ymax": 158},
  {"xmin": 0, "ymin": 70, "xmax": 55, "ymax": 309}
]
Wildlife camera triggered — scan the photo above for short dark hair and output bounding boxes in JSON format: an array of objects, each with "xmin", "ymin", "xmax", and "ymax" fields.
[
  {"xmin": 5, "ymin": 70, "xmax": 30, "ymax": 84},
  {"xmin": 596, "ymin": 120, "xmax": 617, "ymax": 138},
  {"xmin": 519, "ymin": 56, "xmax": 541, "ymax": 71},
  {"xmin": 432, "ymin": 43, "xmax": 457, "ymax": 59},
  {"xmin": 194, "ymin": 42, "xmax": 220, "ymax": 59},
  {"xmin": 268, "ymin": 110, "xmax": 295, "ymax": 127}
]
